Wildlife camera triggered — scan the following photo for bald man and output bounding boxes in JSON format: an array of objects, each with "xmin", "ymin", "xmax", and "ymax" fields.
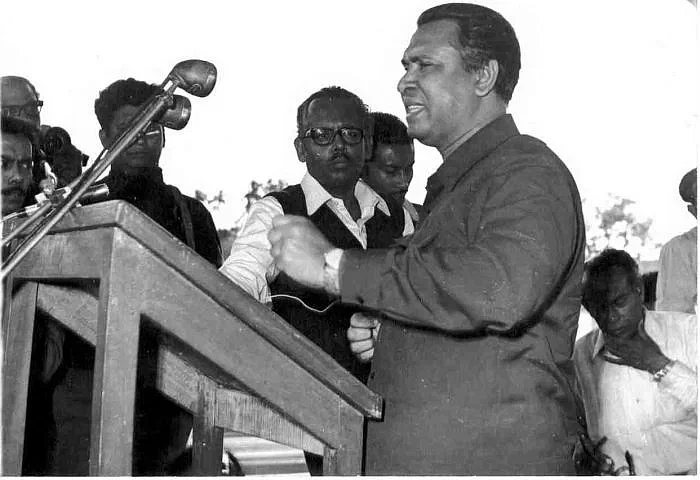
[{"xmin": 1, "ymin": 76, "xmax": 42, "ymax": 128}]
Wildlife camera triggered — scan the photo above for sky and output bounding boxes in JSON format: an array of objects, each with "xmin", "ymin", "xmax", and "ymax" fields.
[{"xmin": 1, "ymin": 0, "xmax": 697, "ymax": 260}]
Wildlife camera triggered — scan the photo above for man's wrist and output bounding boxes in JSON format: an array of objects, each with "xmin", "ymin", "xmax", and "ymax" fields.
[
  {"xmin": 647, "ymin": 355, "xmax": 672, "ymax": 374},
  {"xmin": 651, "ymin": 359, "xmax": 675, "ymax": 382},
  {"xmin": 323, "ymin": 248, "xmax": 344, "ymax": 296}
]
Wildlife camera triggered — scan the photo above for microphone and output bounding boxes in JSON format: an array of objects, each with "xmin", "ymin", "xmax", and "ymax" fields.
[
  {"xmin": 157, "ymin": 94, "xmax": 191, "ymax": 130},
  {"xmin": 163, "ymin": 60, "xmax": 217, "ymax": 97}
]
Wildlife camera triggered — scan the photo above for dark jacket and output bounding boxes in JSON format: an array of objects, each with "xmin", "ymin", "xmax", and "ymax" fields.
[
  {"xmin": 104, "ymin": 168, "xmax": 223, "ymax": 267},
  {"xmin": 341, "ymin": 115, "xmax": 586, "ymax": 475},
  {"xmin": 268, "ymin": 184, "xmax": 405, "ymax": 382}
]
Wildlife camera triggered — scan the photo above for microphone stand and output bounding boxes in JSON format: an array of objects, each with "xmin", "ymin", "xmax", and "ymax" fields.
[{"xmin": 1, "ymin": 90, "xmax": 176, "ymax": 281}]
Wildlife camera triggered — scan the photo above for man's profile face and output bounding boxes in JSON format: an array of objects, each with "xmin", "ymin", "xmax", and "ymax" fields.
[
  {"xmin": 590, "ymin": 267, "xmax": 644, "ymax": 339},
  {"xmin": 100, "ymin": 104, "xmax": 163, "ymax": 173},
  {"xmin": 398, "ymin": 20, "xmax": 479, "ymax": 150},
  {"xmin": 363, "ymin": 143, "xmax": 414, "ymax": 205},
  {"xmin": 1, "ymin": 78, "xmax": 41, "ymax": 129},
  {"xmin": 295, "ymin": 97, "xmax": 368, "ymax": 195},
  {"xmin": 2, "ymin": 133, "xmax": 33, "ymax": 215}
]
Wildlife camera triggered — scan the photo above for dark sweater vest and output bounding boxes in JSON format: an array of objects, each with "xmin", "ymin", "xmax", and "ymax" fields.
[{"xmin": 267, "ymin": 184, "xmax": 405, "ymax": 383}]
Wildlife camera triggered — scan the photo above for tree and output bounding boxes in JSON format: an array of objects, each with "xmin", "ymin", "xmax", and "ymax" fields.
[
  {"xmin": 584, "ymin": 194, "xmax": 660, "ymax": 261},
  {"xmin": 213, "ymin": 179, "xmax": 288, "ymax": 257},
  {"xmin": 194, "ymin": 189, "xmax": 225, "ymax": 210}
]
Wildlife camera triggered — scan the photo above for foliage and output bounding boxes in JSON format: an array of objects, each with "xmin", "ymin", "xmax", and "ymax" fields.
[
  {"xmin": 195, "ymin": 189, "xmax": 225, "ymax": 209},
  {"xmin": 213, "ymin": 179, "xmax": 288, "ymax": 257},
  {"xmin": 242, "ymin": 179, "xmax": 288, "ymax": 213},
  {"xmin": 584, "ymin": 194, "xmax": 659, "ymax": 261}
]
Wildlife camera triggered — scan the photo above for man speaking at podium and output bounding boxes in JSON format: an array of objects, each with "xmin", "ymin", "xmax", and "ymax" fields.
[{"xmin": 268, "ymin": 3, "xmax": 585, "ymax": 475}]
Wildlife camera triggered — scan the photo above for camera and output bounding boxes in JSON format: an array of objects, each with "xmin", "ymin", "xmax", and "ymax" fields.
[{"xmin": 39, "ymin": 125, "xmax": 89, "ymax": 187}]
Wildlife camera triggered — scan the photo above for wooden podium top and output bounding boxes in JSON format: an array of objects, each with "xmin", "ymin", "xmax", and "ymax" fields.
[{"xmin": 9, "ymin": 200, "xmax": 383, "ymax": 420}]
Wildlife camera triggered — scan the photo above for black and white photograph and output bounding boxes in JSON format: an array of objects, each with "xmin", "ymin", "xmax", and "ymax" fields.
[{"xmin": 1, "ymin": 0, "xmax": 697, "ymax": 475}]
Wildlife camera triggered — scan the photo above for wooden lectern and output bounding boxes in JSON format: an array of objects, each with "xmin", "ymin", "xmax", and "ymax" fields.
[{"xmin": 2, "ymin": 200, "xmax": 382, "ymax": 475}]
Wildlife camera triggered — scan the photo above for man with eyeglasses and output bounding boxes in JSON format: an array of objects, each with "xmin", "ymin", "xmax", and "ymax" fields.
[
  {"xmin": 222, "ymin": 86, "xmax": 413, "ymax": 383},
  {"xmin": 221, "ymin": 86, "xmax": 413, "ymax": 474},
  {"xmin": 1, "ymin": 76, "xmax": 43, "ymax": 129}
]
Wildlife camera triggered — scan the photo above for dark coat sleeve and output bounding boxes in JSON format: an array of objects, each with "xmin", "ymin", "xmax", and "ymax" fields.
[{"xmin": 340, "ymin": 152, "xmax": 584, "ymax": 334}]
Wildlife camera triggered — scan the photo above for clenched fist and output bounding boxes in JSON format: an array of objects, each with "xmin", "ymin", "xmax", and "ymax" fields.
[
  {"xmin": 347, "ymin": 312, "xmax": 382, "ymax": 362},
  {"xmin": 268, "ymin": 215, "xmax": 334, "ymax": 289}
]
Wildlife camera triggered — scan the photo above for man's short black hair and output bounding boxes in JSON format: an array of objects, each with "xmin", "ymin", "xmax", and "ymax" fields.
[
  {"xmin": 679, "ymin": 168, "xmax": 696, "ymax": 204},
  {"xmin": 296, "ymin": 86, "xmax": 372, "ymax": 137},
  {"xmin": 94, "ymin": 78, "xmax": 161, "ymax": 129},
  {"xmin": 417, "ymin": 3, "xmax": 521, "ymax": 103},
  {"xmin": 371, "ymin": 112, "xmax": 411, "ymax": 145},
  {"xmin": 582, "ymin": 249, "xmax": 640, "ymax": 315}
]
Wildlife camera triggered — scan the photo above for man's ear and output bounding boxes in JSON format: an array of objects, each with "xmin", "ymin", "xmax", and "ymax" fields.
[
  {"xmin": 294, "ymin": 137, "xmax": 306, "ymax": 163},
  {"xmin": 98, "ymin": 129, "xmax": 108, "ymax": 149},
  {"xmin": 474, "ymin": 59, "xmax": 499, "ymax": 97}
]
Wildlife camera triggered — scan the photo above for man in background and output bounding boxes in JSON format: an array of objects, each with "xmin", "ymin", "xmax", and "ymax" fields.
[
  {"xmin": 575, "ymin": 248, "xmax": 696, "ymax": 475},
  {"xmin": 656, "ymin": 167, "xmax": 697, "ymax": 313},
  {"xmin": 221, "ymin": 86, "xmax": 413, "ymax": 475},
  {"xmin": 2, "ymin": 115, "xmax": 65, "ymax": 474},
  {"xmin": 221, "ymin": 86, "xmax": 413, "ymax": 383},
  {"xmin": 2, "ymin": 75, "xmax": 85, "ymax": 187},
  {"xmin": 2, "ymin": 115, "xmax": 36, "ymax": 216},
  {"xmin": 47, "ymin": 78, "xmax": 223, "ymax": 475},
  {"xmin": 361, "ymin": 111, "xmax": 419, "ymax": 222}
]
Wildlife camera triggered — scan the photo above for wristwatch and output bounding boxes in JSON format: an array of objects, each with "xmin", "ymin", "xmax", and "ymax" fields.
[
  {"xmin": 323, "ymin": 248, "xmax": 343, "ymax": 295},
  {"xmin": 652, "ymin": 360, "xmax": 676, "ymax": 382}
]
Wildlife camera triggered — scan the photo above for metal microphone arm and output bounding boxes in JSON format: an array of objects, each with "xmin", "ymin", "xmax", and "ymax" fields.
[
  {"xmin": 1, "ymin": 93, "xmax": 174, "ymax": 280},
  {"xmin": 1, "ymin": 59, "xmax": 217, "ymax": 281}
]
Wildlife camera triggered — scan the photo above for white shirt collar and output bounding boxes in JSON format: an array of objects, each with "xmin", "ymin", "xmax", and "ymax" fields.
[
  {"xmin": 590, "ymin": 312, "xmax": 649, "ymax": 358},
  {"xmin": 299, "ymin": 173, "xmax": 390, "ymax": 217}
]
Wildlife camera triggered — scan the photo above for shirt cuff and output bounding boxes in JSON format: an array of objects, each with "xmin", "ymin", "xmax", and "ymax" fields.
[{"xmin": 323, "ymin": 248, "xmax": 343, "ymax": 296}]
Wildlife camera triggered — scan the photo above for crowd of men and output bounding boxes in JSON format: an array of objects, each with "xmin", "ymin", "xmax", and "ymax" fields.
[{"xmin": 2, "ymin": 2, "xmax": 696, "ymax": 476}]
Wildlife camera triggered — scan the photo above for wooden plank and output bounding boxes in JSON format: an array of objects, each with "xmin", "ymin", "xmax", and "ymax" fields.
[
  {"xmin": 88, "ymin": 232, "xmax": 139, "ymax": 475},
  {"xmin": 36, "ymin": 283, "xmax": 97, "ymax": 343},
  {"xmin": 323, "ymin": 403, "xmax": 364, "ymax": 475},
  {"xmin": 13, "ymin": 228, "xmax": 113, "ymax": 280},
  {"xmin": 191, "ymin": 375, "xmax": 224, "ymax": 475},
  {"xmin": 216, "ymin": 389, "xmax": 324, "ymax": 456},
  {"xmin": 1, "ymin": 281, "xmax": 39, "ymax": 475}
]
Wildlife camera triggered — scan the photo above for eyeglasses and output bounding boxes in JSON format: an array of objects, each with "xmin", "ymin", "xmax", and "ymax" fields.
[
  {"xmin": 1, "ymin": 100, "xmax": 43, "ymax": 118},
  {"xmin": 302, "ymin": 127, "xmax": 364, "ymax": 146}
]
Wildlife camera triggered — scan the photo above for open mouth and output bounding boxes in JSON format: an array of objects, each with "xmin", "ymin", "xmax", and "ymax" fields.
[{"xmin": 404, "ymin": 103, "xmax": 425, "ymax": 120}]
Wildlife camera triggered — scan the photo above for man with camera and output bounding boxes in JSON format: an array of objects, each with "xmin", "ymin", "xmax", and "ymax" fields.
[{"xmin": 1, "ymin": 75, "xmax": 86, "ymax": 188}]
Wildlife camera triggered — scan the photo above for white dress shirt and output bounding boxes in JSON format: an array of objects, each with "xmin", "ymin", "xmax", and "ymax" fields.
[
  {"xmin": 573, "ymin": 310, "xmax": 697, "ymax": 475},
  {"xmin": 220, "ymin": 173, "xmax": 414, "ymax": 303},
  {"xmin": 656, "ymin": 226, "xmax": 697, "ymax": 314}
]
